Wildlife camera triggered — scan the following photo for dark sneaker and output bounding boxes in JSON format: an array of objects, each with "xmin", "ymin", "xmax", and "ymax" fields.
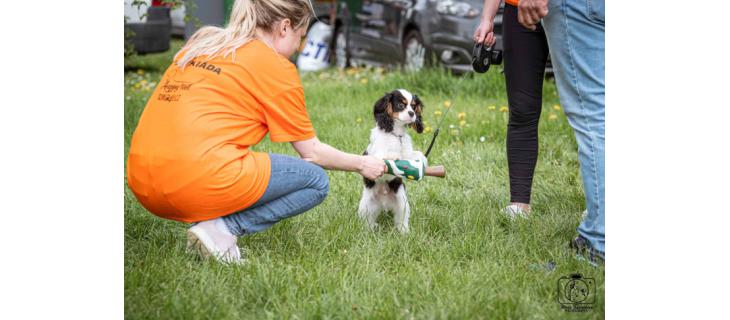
[{"xmin": 571, "ymin": 235, "xmax": 604, "ymax": 267}]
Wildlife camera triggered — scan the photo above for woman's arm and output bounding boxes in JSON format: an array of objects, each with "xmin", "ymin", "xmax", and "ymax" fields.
[
  {"xmin": 474, "ymin": 0, "xmax": 503, "ymax": 46},
  {"xmin": 291, "ymin": 137, "xmax": 386, "ymax": 180}
]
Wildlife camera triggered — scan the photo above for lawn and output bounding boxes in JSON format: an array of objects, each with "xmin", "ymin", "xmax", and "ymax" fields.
[{"xmin": 125, "ymin": 40, "xmax": 604, "ymax": 319}]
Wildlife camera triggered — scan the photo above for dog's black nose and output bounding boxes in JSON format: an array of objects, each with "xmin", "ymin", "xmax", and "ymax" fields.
[{"xmin": 408, "ymin": 111, "xmax": 415, "ymax": 117}]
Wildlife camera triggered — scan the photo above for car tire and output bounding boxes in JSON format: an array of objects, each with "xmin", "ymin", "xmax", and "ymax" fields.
[
  {"xmin": 403, "ymin": 29, "xmax": 430, "ymax": 72},
  {"xmin": 332, "ymin": 27, "xmax": 349, "ymax": 69}
]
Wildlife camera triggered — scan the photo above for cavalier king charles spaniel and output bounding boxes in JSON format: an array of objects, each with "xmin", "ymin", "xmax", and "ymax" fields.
[{"xmin": 358, "ymin": 89, "xmax": 427, "ymax": 233}]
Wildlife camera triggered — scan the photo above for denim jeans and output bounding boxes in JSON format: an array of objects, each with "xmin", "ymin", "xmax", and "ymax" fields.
[
  {"xmin": 542, "ymin": 0, "xmax": 605, "ymax": 253},
  {"xmin": 222, "ymin": 153, "xmax": 330, "ymax": 236}
]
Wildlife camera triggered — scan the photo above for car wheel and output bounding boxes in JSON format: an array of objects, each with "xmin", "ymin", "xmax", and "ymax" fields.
[
  {"xmin": 332, "ymin": 27, "xmax": 349, "ymax": 69},
  {"xmin": 403, "ymin": 30, "xmax": 428, "ymax": 72}
]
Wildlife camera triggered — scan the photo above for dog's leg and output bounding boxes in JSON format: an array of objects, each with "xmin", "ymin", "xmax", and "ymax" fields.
[
  {"xmin": 393, "ymin": 184, "xmax": 410, "ymax": 234},
  {"xmin": 358, "ymin": 188, "xmax": 381, "ymax": 230}
]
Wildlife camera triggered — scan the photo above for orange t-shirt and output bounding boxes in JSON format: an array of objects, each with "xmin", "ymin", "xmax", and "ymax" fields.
[
  {"xmin": 127, "ymin": 39, "xmax": 316, "ymax": 223},
  {"xmin": 506, "ymin": 0, "xmax": 518, "ymax": 6}
]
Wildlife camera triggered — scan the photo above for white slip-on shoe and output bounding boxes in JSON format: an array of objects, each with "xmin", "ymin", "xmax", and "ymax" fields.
[
  {"xmin": 186, "ymin": 224, "xmax": 244, "ymax": 265},
  {"xmin": 502, "ymin": 204, "xmax": 529, "ymax": 220}
]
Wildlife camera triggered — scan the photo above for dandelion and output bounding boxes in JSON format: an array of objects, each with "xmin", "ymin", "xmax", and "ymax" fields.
[
  {"xmin": 356, "ymin": 117, "xmax": 362, "ymax": 123},
  {"xmin": 360, "ymin": 78, "xmax": 368, "ymax": 84},
  {"xmin": 549, "ymin": 113, "xmax": 558, "ymax": 120},
  {"xmin": 488, "ymin": 105, "xmax": 496, "ymax": 111},
  {"xmin": 459, "ymin": 120, "xmax": 466, "ymax": 127},
  {"xmin": 444, "ymin": 100, "xmax": 452, "ymax": 108},
  {"xmin": 136, "ymin": 69, "xmax": 144, "ymax": 75},
  {"xmin": 434, "ymin": 110, "xmax": 442, "ymax": 117},
  {"xmin": 133, "ymin": 83, "xmax": 141, "ymax": 89},
  {"xmin": 479, "ymin": 136, "xmax": 486, "ymax": 142},
  {"xmin": 424, "ymin": 126, "xmax": 432, "ymax": 133},
  {"xmin": 457, "ymin": 112, "xmax": 466, "ymax": 120},
  {"xmin": 499, "ymin": 106, "xmax": 509, "ymax": 112},
  {"xmin": 553, "ymin": 105, "xmax": 561, "ymax": 111},
  {"xmin": 346, "ymin": 68, "xmax": 357, "ymax": 76}
]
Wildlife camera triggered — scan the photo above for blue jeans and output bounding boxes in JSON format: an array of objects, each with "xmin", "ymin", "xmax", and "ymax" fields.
[
  {"xmin": 542, "ymin": 0, "xmax": 605, "ymax": 253},
  {"xmin": 222, "ymin": 153, "xmax": 330, "ymax": 236}
]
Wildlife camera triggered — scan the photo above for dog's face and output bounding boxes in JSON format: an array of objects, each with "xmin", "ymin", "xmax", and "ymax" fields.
[{"xmin": 373, "ymin": 89, "xmax": 425, "ymax": 133}]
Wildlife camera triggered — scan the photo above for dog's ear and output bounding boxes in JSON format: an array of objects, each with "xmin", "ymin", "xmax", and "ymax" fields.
[
  {"xmin": 411, "ymin": 95, "xmax": 424, "ymax": 133},
  {"xmin": 374, "ymin": 92, "xmax": 394, "ymax": 132}
]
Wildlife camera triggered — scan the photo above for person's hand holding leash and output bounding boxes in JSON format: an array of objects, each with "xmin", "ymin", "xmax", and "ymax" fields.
[
  {"xmin": 473, "ymin": 19, "xmax": 496, "ymax": 47},
  {"xmin": 474, "ymin": 0, "xmax": 502, "ymax": 47},
  {"xmin": 518, "ymin": 0, "xmax": 549, "ymax": 30}
]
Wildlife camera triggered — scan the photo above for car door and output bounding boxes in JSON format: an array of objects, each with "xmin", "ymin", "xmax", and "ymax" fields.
[{"xmin": 346, "ymin": 0, "xmax": 410, "ymax": 66}]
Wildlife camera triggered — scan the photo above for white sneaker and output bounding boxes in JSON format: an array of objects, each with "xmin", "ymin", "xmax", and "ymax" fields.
[
  {"xmin": 186, "ymin": 221, "xmax": 243, "ymax": 265},
  {"xmin": 503, "ymin": 204, "xmax": 529, "ymax": 220}
]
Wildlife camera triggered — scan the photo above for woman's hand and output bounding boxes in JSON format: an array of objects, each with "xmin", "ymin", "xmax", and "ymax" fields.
[
  {"xmin": 473, "ymin": 18, "xmax": 496, "ymax": 47},
  {"xmin": 518, "ymin": 0, "xmax": 549, "ymax": 30},
  {"xmin": 359, "ymin": 155, "xmax": 387, "ymax": 180}
]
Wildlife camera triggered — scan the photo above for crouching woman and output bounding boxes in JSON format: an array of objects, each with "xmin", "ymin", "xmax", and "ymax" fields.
[{"xmin": 126, "ymin": 0, "xmax": 385, "ymax": 264}]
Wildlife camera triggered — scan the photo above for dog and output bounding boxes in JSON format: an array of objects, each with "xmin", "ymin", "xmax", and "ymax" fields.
[{"xmin": 358, "ymin": 89, "xmax": 427, "ymax": 233}]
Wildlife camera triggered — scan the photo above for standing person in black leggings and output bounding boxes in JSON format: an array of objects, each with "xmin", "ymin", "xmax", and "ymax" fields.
[{"xmin": 474, "ymin": 0, "xmax": 549, "ymax": 218}]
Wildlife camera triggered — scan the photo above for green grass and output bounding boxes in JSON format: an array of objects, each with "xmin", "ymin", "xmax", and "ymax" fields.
[{"xmin": 125, "ymin": 39, "xmax": 604, "ymax": 319}]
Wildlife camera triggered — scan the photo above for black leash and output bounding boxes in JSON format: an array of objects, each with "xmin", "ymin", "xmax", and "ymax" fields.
[{"xmin": 424, "ymin": 103, "xmax": 453, "ymax": 158}]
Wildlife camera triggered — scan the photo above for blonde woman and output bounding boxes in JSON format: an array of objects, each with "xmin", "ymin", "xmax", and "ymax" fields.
[{"xmin": 127, "ymin": 0, "xmax": 386, "ymax": 264}]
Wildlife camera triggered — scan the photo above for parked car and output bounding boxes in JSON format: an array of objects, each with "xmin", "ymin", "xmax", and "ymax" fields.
[
  {"xmin": 310, "ymin": 0, "xmax": 503, "ymax": 73},
  {"xmin": 125, "ymin": 0, "xmax": 186, "ymax": 36},
  {"xmin": 124, "ymin": 0, "xmax": 186, "ymax": 54}
]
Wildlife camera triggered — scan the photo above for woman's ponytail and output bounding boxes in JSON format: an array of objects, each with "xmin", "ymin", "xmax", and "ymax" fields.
[{"xmin": 175, "ymin": 0, "xmax": 258, "ymax": 68}]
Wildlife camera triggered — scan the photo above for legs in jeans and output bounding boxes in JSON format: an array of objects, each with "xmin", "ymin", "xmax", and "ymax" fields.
[
  {"xmin": 222, "ymin": 153, "xmax": 330, "ymax": 236},
  {"xmin": 503, "ymin": 4, "xmax": 549, "ymax": 205},
  {"xmin": 542, "ymin": 0, "xmax": 605, "ymax": 253}
]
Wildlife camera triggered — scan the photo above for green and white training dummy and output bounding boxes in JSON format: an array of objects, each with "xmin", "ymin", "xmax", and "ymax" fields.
[{"xmin": 384, "ymin": 159, "xmax": 445, "ymax": 181}]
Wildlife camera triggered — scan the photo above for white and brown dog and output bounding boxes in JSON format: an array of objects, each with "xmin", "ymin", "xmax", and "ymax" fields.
[{"xmin": 359, "ymin": 89, "xmax": 427, "ymax": 233}]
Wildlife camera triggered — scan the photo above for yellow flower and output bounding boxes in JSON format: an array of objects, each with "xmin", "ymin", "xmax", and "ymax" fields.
[
  {"xmin": 424, "ymin": 126, "xmax": 432, "ymax": 133},
  {"xmin": 553, "ymin": 105, "xmax": 561, "ymax": 111},
  {"xmin": 356, "ymin": 117, "xmax": 362, "ymax": 123},
  {"xmin": 458, "ymin": 112, "xmax": 466, "ymax": 120},
  {"xmin": 136, "ymin": 69, "xmax": 144, "ymax": 75},
  {"xmin": 133, "ymin": 83, "xmax": 141, "ymax": 89},
  {"xmin": 444, "ymin": 100, "xmax": 452, "ymax": 108},
  {"xmin": 360, "ymin": 78, "xmax": 368, "ymax": 84},
  {"xmin": 488, "ymin": 105, "xmax": 496, "ymax": 111},
  {"xmin": 549, "ymin": 113, "xmax": 558, "ymax": 120},
  {"xmin": 346, "ymin": 68, "xmax": 357, "ymax": 76},
  {"xmin": 499, "ymin": 106, "xmax": 509, "ymax": 112},
  {"xmin": 140, "ymin": 79, "xmax": 147, "ymax": 84},
  {"xmin": 459, "ymin": 120, "xmax": 466, "ymax": 127},
  {"xmin": 434, "ymin": 110, "xmax": 442, "ymax": 117}
]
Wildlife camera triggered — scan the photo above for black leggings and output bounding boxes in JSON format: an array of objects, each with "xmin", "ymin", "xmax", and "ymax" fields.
[{"xmin": 503, "ymin": 4, "xmax": 549, "ymax": 204}]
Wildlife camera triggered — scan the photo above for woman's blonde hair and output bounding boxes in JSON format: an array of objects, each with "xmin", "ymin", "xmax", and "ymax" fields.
[{"xmin": 175, "ymin": 0, "xmax": 315, "ymax": 67}]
